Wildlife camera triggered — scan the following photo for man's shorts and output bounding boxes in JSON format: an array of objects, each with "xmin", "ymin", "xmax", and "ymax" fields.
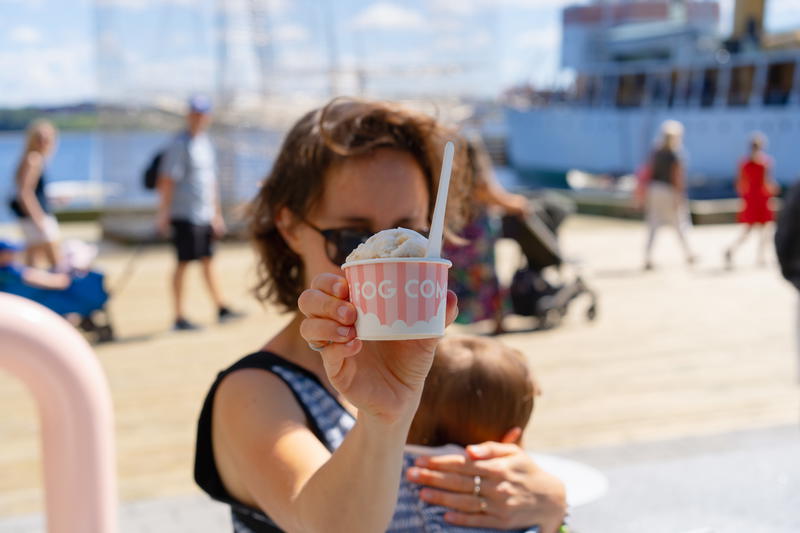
[{"xmin": 170, "ymin": 219, "xmax": 214, "ymax": 262}]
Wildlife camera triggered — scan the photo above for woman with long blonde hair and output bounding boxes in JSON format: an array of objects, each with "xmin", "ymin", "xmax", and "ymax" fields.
[{"xmin": 10, "ymin": 119, "xmax": 61, "ymax": 267}]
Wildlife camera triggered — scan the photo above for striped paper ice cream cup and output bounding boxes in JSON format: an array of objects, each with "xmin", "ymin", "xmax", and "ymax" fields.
[{"xmin": 342, "ymin": 257, "xmax": 452, "ymax": 340}]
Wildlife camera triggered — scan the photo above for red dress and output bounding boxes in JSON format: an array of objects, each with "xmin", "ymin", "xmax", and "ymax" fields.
[{"xmin": 737, "ymin": 156, "xmax": 774, "ymax": 224}]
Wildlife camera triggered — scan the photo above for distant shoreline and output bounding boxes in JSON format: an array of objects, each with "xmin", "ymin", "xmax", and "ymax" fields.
[{"xmin": 0, "ymin": 103, "xmax": 182, "ymax": 132}]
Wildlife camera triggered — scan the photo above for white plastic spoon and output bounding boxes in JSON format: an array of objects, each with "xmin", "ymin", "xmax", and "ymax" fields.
[{"xmin": 425, "ymin": 141, "xmax": 455, "ymax": 258}]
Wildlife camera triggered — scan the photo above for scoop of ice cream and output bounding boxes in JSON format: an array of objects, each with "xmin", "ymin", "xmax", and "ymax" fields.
[{"xmin": 345, "ymin": 227, "xmax": 428, "ymax": 262}]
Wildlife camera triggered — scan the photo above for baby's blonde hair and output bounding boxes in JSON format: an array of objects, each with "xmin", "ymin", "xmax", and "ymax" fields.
[{"xmin": 408, "ymin": 335, "xmax": 535, "ymax": 447}]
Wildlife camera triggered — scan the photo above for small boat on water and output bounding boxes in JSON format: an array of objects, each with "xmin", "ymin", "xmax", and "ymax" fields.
[
  {"xmin": 47, "ymin": 181, "xmax": 121, "ymax": 207},
  {"xmin": 505, "ymin": 0, "xmax": 800, "ymax": 197}
]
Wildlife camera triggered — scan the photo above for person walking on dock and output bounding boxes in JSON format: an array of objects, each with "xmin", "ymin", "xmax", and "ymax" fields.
[
  {"xmin": 724, "ymin": 132, "xmax": 778, "ymax": 269},
  {"xmin": 9, "ymin": 120, "xmax": 62, "ymax": 269},
  {"xmin": 640, "ymin": 120, "xmax": 696, "ymax": 270},
  {"xmin": 156, "ymin": 95, "xmax": 242, "ymax": 331}
]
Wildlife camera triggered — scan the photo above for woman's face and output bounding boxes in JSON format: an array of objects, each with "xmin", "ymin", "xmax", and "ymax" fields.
[
  {"xmin": 36, "ymin": 126, "xmax": 57, "ymax": 156},
  {"xmin": 283, "ymin": 147, "xmax": 430, "ymax": 286}
]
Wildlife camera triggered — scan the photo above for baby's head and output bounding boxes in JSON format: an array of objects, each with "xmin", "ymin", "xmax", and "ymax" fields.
[{"xmin": 408, "ymin": 335, "xmax": 536, "ymax": 447}]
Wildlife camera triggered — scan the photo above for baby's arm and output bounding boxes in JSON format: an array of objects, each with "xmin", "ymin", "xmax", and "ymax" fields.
[{"xmin": 22, "ymin": 268, "xmax": 70, "ymax": 290}]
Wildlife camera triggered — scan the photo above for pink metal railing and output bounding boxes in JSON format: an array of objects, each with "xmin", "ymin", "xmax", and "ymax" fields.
[{"xmin": 0, "ymin": 293, "xmax": 117, "ymax": 533}]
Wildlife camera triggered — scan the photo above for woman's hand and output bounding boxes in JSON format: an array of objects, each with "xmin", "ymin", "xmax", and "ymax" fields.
[
  {"xmin": 500, "ymin": 194, "xmax": 531, "ymax": 217},
  {"xmin": 406, "ymin": 442, "xmax": 567, "ymax": 533},
  {"xmin": 298, "ymin": 272, "xmax": 458, "ymax": 424},
  {"xmin": 212, "ymin": 213, "xmax": 227, "ymax": 239}
]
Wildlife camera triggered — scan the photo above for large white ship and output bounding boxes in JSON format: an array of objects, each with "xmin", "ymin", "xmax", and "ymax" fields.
[{"xmin": 505, "ymin": 0, "xmax": 800, "ymax": 196}]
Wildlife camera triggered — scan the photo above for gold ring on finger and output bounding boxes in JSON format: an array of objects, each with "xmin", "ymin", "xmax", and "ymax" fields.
[
  {"xmin": 478, "ymin": 496, "xmax": 488, "ymax": 513},
  {"xmin": 472, "ymin": 475, "xmax": 482, "ymax": 496}
]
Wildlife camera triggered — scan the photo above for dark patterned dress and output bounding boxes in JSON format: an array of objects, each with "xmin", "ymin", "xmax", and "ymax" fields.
[{"xmin": 444, "ymin": 212, "xmax": 507, "ymax": 324}]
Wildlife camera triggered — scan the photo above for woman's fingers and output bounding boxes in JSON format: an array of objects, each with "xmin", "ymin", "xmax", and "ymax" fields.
[
  {"xmin": 442, "ymin": 511, "xmax": 507, "ymax": 529},
  {"xmin": 465, "ymin": 441, "xmax": 520, "ymax": 461},
  {"xmin": 406, "ymin": 465, "xmax": 481, "ymax": 493},
  {"xmin": 319, "ymin": 338, "xmax": 362, "ymax": 384},
  {"xmin": 415, "ymin": 453, "xmax": 466, "ymax": 470},
  {"xmin": 310, "ymin": 272, "xmax": 349, "ymax": 297},
  {"xmin": 298, "ymin": 287, "xmax": 355, "ymax": 324},
  {"xmin": 418, "ymin": 489, "xmax": 492, "ymax": 515},
  {"xmin": 444, "ymin": 290, "xmax": 459, "ymax": 327},
  {"xmin": 299, "ymin": 317, "xmax": 356, "ymax": 345}
]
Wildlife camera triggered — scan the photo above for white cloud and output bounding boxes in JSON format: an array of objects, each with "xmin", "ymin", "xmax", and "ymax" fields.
[
  {"xmin": 434, "ymin": 29, "xmax": 491, "ymax": 51},
  {"xmin": 9, "ymin": 26, "xmax": 42, "ymax": 45},
  {"xmin": 494, "ymin": 0, "xmax": 572, "ymax": 7},
  {"xmin": 351, "ymin": 2, "xmax": 428, "ymax": 31},
  {"xmin": 431, "ymin": 0, "xmax": 478, "ymax": 16},
  {"xmin": 276, "ymin": 47, "xmax": 325, "ymax": 70},
  {"xmin": 95, "ymin": 0, "xmax": 193, "ymax": 7},
  {"xmin": 95, "ymin": 0, "xmax": 290, "ymax": 14},
  {"xmin": 432, "ymin": 0, "xmax": 572, "ymax": 16},
  {"xmin": 506, "ymin": 25, "xmax": 563, "ymax": 87},
  {"xmin": 0, "ymin": 0, "xmax": 44, "ymax": 6},
  {"xmin": 272, "ymin": 23, "xmax": 309, "ymax": 43},
  {"xmin": 766, "ymin": 0, "xmax": 800, "ymax": 32},
  {"xmin": 0, "ymin": 43, "xmax": 95, "ymax": 105},
  {"xmin": 516, "ymin": 26, "xmax": 559, "ymax": 50},
  {"xmin": 129, "ymin": 55, "xmax": 215, "ymax": 90}
]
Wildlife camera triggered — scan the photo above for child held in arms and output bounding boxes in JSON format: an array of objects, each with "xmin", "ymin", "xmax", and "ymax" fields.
[{"xmin": 396, "ymin": 334, "xmax": 548, "ymax": 533}]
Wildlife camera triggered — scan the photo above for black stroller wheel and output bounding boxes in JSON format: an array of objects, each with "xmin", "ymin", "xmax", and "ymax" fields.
[
  {"xmin": 97, "ymin": 325, "xmax": 115, "ymax": 343},
  {"xmin": 543, "ymin": 308, "xmax": 562, "ymax": 329}
]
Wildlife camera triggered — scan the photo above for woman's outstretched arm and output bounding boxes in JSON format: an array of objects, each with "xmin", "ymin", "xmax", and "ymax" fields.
[
  {"xmin": 214, "ymin": 369, "xmax": 414, "ymax": 533},
  {"xmin": 215, "ymin": 272, "xmax": 458, "ymax": 533}
]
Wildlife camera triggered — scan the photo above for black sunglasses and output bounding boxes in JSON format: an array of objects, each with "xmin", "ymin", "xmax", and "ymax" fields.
[{"xmin": 303, "ymin": 220, "xmax": 429, "ymax": 265}]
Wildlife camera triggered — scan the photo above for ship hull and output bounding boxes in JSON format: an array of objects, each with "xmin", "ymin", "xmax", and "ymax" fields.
[{"xmin": 506, "ymin": 105, "xmax": 800, "ymax": 193}]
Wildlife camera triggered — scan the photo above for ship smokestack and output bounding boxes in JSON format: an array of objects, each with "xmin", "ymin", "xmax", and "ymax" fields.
[{"xmin": 732, "ymin": 0, "xmax": 765, "ymax": 41}]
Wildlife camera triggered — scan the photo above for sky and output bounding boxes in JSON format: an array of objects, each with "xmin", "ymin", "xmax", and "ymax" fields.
[{"xmin": 1, "ymin": 0, "xmax": 799, "ymax": 106}]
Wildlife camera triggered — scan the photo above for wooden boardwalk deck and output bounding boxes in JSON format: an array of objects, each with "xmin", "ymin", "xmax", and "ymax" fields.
[{"xmin": 1, "ymin": 216, "xmax": 797, "ymax": 517}]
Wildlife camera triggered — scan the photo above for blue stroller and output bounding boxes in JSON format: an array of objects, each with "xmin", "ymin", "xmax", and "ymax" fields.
[{"xmin": 0, "ymin": 241, "xmax": 114, "ymax": 343}]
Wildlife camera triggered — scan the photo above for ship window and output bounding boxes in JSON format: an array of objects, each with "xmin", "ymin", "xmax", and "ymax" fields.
[
  {"xmin": 588, "ymin": 77, "xmax": 600, "ymax": 106},
  {"xmin": 575, "ymin": 75, "xmax": 600, "ymax": 106},
  {"xmin": 678, "ymin": 70, "xmax": 695, "ymax": 106},
  {"xmin": 667, "ymin": 70, "xmax": 680, "ymax": 107},
  {"xmin": 700, "ymin": 68, "xmax": 719, "ymax": 107},
  {"xmin": 763, "ymin": 62, "xmax": 795, "ymax": 106},
  {"xmin": 727, "ymin": 65, "xmax": 755, "ymax": 107},
  {"xmin": 616, "ymin": 73, "xmax": 646, "ymax": 108},
  {"xmin": 601, "ymin": 75, "xmax": 618, "ymax": 106},
  {"xmin": 650, "ymin": 72, "xmax": 669, "ymax": 105}
]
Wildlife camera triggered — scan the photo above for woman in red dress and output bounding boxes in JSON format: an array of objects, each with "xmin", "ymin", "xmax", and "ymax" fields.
[{"xmin": 724, "ymin": 133, "xmax": 779, "ymax": 268}]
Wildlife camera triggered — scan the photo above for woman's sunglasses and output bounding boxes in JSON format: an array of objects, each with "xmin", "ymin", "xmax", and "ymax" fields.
[{"xmin": 303, "ymin": 220, "xmax": 429, "ymax": 265}]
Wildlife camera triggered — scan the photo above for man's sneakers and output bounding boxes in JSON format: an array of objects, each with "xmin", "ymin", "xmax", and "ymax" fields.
[
  {"xmin": 218, "ymin": 306, "xmax": 245, "ymax": 324},
  {"xmin": 173, "ymin": 317, "xmax": 202, "ymax": 331},
  {"xmin": 173, "ymin": 307, "xmax": 244, "ymax": 331}
]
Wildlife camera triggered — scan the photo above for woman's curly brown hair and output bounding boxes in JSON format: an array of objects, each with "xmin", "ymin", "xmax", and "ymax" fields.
[{"xmin": 249, "ymin": 98, "xmax": 470, "ymax": 311}]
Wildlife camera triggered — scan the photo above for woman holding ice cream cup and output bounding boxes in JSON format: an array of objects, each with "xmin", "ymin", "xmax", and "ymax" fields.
[{"xmin": 194, "ymin": 98, "xmax": 566, "ymax": 533}]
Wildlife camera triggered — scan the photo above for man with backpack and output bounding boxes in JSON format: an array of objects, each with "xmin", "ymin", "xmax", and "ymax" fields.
[{"xmin": 155, "ymin": 95, "xmax": 242, "ymax": 331}]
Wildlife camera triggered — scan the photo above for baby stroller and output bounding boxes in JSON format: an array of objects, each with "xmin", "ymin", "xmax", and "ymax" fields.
[
  {"xmin": 0, "ymin": 240, "xmax": 114, "ymax": 343},
  {"xmin": 2, "ymin": 271, "xmax": 113, "ymax": 342},
  {"xmin": 503, "ymin": 195, "xmax": 598, "ymax": 329}
]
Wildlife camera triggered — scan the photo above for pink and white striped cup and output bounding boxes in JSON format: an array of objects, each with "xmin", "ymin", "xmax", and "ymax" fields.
[{"xmin": 342, "ymin": 257, "xmax": 452, "ymax": 340}]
